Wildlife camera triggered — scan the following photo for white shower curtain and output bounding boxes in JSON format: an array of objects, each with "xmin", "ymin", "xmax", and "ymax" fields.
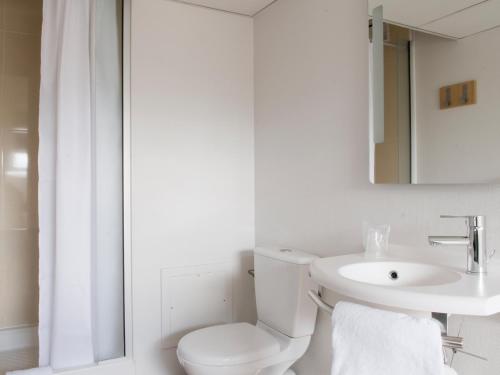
[{"xmin": 37, "ymin": 0, "xmax": 96, "ymax": 370}]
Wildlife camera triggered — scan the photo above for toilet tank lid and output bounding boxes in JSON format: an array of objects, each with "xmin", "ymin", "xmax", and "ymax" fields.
[{"xmin": 254, "ymin": 247, "xmax": 319, "ymax": 265}]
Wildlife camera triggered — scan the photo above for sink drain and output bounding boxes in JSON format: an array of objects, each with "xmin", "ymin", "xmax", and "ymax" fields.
[{"xmin": 388, "ymin": 270, "xmax": 399, "ymax": 281}]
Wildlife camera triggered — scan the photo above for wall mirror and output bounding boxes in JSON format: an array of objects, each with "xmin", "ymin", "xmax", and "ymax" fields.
[{"xmin": 368, "ymin": 0, "xmax": 500, "ymax": 184}]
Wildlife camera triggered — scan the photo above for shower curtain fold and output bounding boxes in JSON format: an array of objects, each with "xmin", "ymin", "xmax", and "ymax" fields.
[{"xmin": 37, "ymin": 0, "xmax": 96, "ymax": 370}]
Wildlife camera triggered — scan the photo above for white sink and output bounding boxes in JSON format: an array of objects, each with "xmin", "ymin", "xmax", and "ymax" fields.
[
  {"xmin": 338, "ymin": 261, "xmax": 461, "ymax": 287},
  {"xmin": 310, "ymin": 245, "xmax": 500, "ymax": 316}
]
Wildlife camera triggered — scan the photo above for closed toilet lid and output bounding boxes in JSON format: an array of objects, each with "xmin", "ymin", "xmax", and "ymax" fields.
[{"xmin": 177, "ymin": 323, "xmax": 280, "ymax": 366}]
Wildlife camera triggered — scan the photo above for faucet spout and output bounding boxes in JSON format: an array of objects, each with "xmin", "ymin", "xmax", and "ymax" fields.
[
  {"xmin": 428, "ymin": 236, "xmax": 469, "ymax": 247},
  {"xmin": 427, "ymin": 215, "xmax": 488, "ymax": 274}
]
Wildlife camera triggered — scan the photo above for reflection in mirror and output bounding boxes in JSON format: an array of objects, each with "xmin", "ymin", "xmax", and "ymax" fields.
[{"xmin": 368, "ymin": 3, "xmax": 500, "ymax": 184}]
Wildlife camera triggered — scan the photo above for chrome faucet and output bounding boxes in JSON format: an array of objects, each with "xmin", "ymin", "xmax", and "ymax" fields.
[{"xmin": 428, "ymin": 215, "xmax": 490, "ymax": 274}]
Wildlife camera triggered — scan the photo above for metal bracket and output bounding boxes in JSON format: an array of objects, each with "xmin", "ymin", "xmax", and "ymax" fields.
[{"xmin": 432, "ymin": 312, "xmax": 449, "ymax": 334}]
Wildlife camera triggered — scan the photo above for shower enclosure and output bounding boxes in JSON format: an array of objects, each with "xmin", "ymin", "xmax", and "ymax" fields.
[
  {"xmin": 0, "ymin": 1, "xmax": 125, "ymax": 373},
  {"xmin": 0, "ymin": 1, "xmax": 42, "ymax": 373}
]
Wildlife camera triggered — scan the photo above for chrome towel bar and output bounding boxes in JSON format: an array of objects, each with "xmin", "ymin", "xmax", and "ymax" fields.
[{"xmin": 308, "ymin": 290, "xmax": 333, "ymax": 315}]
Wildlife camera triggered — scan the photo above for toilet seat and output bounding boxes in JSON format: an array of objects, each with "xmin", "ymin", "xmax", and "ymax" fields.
[{"xmin": 177, "ymin": 323, "xmax": 280, "ymax": 367}]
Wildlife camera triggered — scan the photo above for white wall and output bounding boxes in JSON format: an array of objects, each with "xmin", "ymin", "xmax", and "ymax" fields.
[
  {"xmin": 414, "ymin": 28, "xmax": 500, "ymax": 184},
  {"xmin": 254, "ymin": 0, "xmax": 500, "ymax": 374},
  {"xmin": 131, "ymin": 1, "xmax": 255, "ymax": 374}
]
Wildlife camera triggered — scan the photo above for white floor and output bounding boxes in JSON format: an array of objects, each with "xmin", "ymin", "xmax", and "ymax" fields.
[{"xmin": 0, "ymin": 347, "xmax": 38, "ymax": 375}]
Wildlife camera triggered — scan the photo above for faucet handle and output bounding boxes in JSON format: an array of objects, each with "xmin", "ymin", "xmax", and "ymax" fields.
[{"xmin": 440, "ymin": 215, "xmax": 485, "ymax": 228}]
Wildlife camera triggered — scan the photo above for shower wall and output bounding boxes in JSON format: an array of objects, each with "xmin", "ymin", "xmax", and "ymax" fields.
[{"xmin": 0, "ymin": 0, "xmax": 42, "ymax": 331}]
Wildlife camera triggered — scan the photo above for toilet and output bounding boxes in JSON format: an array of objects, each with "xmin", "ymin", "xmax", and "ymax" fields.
[{"xmin": 177, "ymin": 247, "xmax": 319, "ymax": 375}]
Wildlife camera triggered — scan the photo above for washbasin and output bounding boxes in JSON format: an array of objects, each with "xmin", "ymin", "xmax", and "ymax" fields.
[
  {"xmin": 338, "ymin": 261, "xmax": 461, "ymax": 287},
  {"xmin": 309, "ymin": 245, "xmax": 500, "ymax": 315}
]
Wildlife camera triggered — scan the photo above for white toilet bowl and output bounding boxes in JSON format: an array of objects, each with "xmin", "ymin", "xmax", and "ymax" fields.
[
  {"xmin": 177, "ymin": 247, "xmax": 319, "ymax": 375},
  {"xmin": 177, "ymin": 321, "xmax": 311, "ymax": 375}
]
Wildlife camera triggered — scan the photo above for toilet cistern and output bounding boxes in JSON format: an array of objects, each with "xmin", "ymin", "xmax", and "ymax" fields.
[{"xmin": 428, "ymin": 215, "xmax": 492, "ymax": 274}]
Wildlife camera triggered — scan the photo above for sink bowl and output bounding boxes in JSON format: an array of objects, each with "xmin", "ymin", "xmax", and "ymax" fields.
[
  {"xmin": 338, "ymin": 261, "xmax": 461, "ymax": 287},
  {"xmin": 309, "ymin": 246, "xmax": 500, "ymax": 315}
]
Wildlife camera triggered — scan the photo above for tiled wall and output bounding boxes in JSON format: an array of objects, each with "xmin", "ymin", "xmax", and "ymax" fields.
[{"xmin": 0, "ymin": 0, "xmax": 42, "ymax": 329}]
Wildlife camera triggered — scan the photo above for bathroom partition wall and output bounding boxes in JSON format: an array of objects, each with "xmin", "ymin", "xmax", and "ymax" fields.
[
  {"xmin": 94, "ymin": 0, "xmax": 125, "ymax": 361},
  {"xmin": 130, "ymin": 1, "xmax": 255, "ymax": 373}
]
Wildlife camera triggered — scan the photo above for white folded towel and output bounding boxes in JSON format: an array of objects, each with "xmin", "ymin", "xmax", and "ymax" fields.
[{"xmin": 331, "ymin": 301, "xmax": 444, "ymax": 375}]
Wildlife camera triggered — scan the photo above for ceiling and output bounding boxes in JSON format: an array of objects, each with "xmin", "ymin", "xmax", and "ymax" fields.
[
  {"xmin": 369, "ymin": 0, "xmax": 500, "ymax": 38},
  {"xmin": 179, "ymin": 0, "xmax": 500, "ymax": 38},
  {"xmin": 176, "ymin": 0, "xmax": 276, "ymax": 16}
]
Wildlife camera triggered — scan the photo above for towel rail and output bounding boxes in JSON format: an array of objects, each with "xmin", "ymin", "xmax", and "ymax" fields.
[
  {"xmin": 307, "ymin": 290, "xmax": 464, "ymax": 351},
  {"xmin": 308, "ymin": 290, "xmax": 333, "ymax": 315}
]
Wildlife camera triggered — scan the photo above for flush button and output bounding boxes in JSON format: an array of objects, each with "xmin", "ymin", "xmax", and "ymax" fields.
[{"xmin": 280, "ymin": 249, "xmax": 292, "ymax": 253}]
